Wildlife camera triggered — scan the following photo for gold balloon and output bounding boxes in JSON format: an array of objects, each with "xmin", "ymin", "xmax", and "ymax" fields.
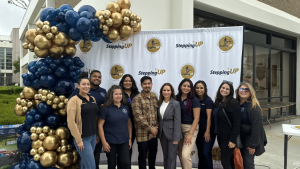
[
  {"xmin": 103, "ymin": 25, "xmax": 109, "ymax": 31},
  {"xmin": 38, "ymin": 89, "xmax": 43, "ymax": 94},
  {"xmin": 130, "ymin": 13, "xmax": 137, "ymax": 21},
  {"xmin": 52, "ymin": 104, "xmax": 58, "ymax": 109},
  {"xmin": 99, "ymin": 15, "xmax": 106, "ymax": 24},
  {"xmin": 39, "ymin": 133, "xmax": 47, "ymax": 141},
  {"xmin": 106, "ymin": 2, "xmax": 120, "ymax": 13},
  {"xmin": 34, "ymin": 94, "xmax": 39, "ymax": 100},
  {"xmin": 42, "ymin": 25, "xmax": 51, "ymax": 33},
  {"xmin": 120, "ymin": 9, "xmax": 128, "ymax": 17},
  {"xmin": 30, "ymin": 127, "xmax": 37, "ymax": 133},
  {"xmin": 117, "ymin": 0, "xmax": 131, "ymax": 9},
  {"xmin": 57, "ymin": 152, "xmax": 74, "ymax": 168},
  {"xmin": 103, "ymin": 10, "xmax": 111, "ymax": 19},
  {"xmin": 32, "ymin": 140, "xmax": 43, "ymax": 149},
  {"xmin": 46, "ymin": 33, "xmax": 54, "ymax": 40},
  {"xmin": 107, "ymin": 28, "xmax": 121, "ymax": 42},
  {"xmin": 111, "ymin": 12, "xmax": 123, "ymax": 28},
  {"xmin": 38, "ymin": 146, "xmax": 46, "ymax": 154},
  {"xmin": 130, "ymin": 20, "xmax": 138, "ymax": 28},
  {"xmin": 55, "ymin": 127, "xmax": 70, "ymax": 140},
  {"xmin": 34, "ymin": 47, "xmax": 49, "ymax": 58},
  {"xmin": 120, "ymin": 36, "xmax": 129, "ymax": 41},
  {"xmin": 48, "ymin": 129, "xmax": 56, "ymax": 136},
  {"xmin": 50, "ymin": 92, "xmax": 56, "ymax": 96},
  {"xmin": 136, "ymin": 16, "xmax": 142, "ymax": 23},
  {"xmin": 30, "ymin": 148, "xmax": 38, "ymax": 156},
  {"xmin": 16, "ymin": 98, "xmax": 21, "ymax": 105},
  {"xmin": 41, "ymin": 96, "xmax": 47, "ymax": 102},
  {"xmin": 64, "ymin": 99, "xmax": 68, "ymax": 104},
  {"xmin": 36, "ymin": 21, "xmax": 44, "ymax": 29},
  {"xmin": 34, "ymin": 34, "xmax": 52, "ymax": 49},
  {"xmin": 64, "ymin": 45, "xmax": 77, "ymax": 57},
  {"xmin": 57, "ymin": 146, "xmax": 62, "ymax": 153},
  {"xmin": 22, "ymin": 106, "xmax": 28, "ymax": 113},
  {"xmin": 30, "ymin": 133, "xmax": 39, "ymax": 141},
  {"xmin": 37, "ymin": 28, "xmax": 44, "ymax": 34},
  {"xmin": 43, "ymin": 21, "xmax": 51, "ymax": 26},
  {"xmin": 124, "ymin": 10, "xmax": 132, "ymax": 17},
  {"xmin": 49, "ymin": 44, "xmax": 64, "ymax": 55},
  {"xmin": 35, "ymin": 100, "xmax": 42, "ymax": 107},
  {"xmin": 67, "ymin": 145, "xmax": 73, "ymax": 151},
  {"xmin": 22, "ymin": 43, "xmax": 29, "ymax": 49},
  {"xmin": 34, "ymin": 154, "xmax": 41, "ymax": 161},
  {"xmin": 69, "ymin": 39, "xmax": 79, "ymax": 45},
  {"xmin": 72, "ymin": 150, "xmax": 79, "ymax": 164},
  {"xmin": 123, "ymin": 17, "xmax": 130, "ymax": 25},
  {"xmin": 58, "ymin": 109, "xmax": 66, "ymax": 116},
  {"xmin": 42, "ymin": 90, "xmax": 48, "ymax": 96},
  {"xmin": 27, "ymin": 101, "xmax": 33, "ymax": 107},
  {"xmin": 53, "ymin": 97, "xmax": 60, "ymax": 104},
  {"xmin": 119, "ymin": 25, "xmax": 133, "ymax": 38},
  {"xmin": 46, "ymin": 100, "xmax": 53, "ymax": 106},
  {"xmin": 53, "ymin": 32, "xmax": 69, "ymax": 47},
  {"xmin": 60, "ymin": 139, "xmax": 68, "ymax": 146},
  {"xmin": 58, "ymin": 102, "xmax": 65, "ymax": 109},
  {"xmin": 26, "ymin": 29, "xmax": 38, "ymax": 43},
  {"xmin": 51, "ymin": 26, "xmax": 59, "ymax": 34},
  {"xmin": 46, "ymin": 94, "xmax": 54, "ymax": 100},
  {"xmin": 21, "ymin": 99, "xmax": 27, "ymax": 106},
  {"xmin": 28, "ymin": 43, "xmax": 35, "ymax": 51},
  {"xmin": 106, "ymin": 18, "xmax": 113, "ymax": 27},
  {"xmin": 95, "ymin": 10, "xmax": 104, "ymax": 19},
  {"xmin": 133, "ymin": 23, "xmax": 141, "ymax": 35},
  {"xmin": 61, "ymin": 145, "xmax": 67, "ymax": 153},
  {"xmin": 36, "ymin": 127, "xmax": 43, "ymax": 134},
  {"xmin": 43, "ymin": 135, "xmax": 60, "ymax": 151},
  {"xmin": 40, "ymin": 151, "xmax": 58, "ymax": 167},
  {"xmin": 59, "ymin": 95, "xmax": 66, "ymax": 102},
  {"xmin": 99, "ymin": 24, "xmax": 103, "ymax": 30},
  {"xmin": 37, "ymin": 93, "xmax": 43, "ymax": 99},
  {"xmin": 43, "ymin": 126, "xmax": 50, "ymax": 133},
  {"xmin": 103, "ymin": 30, "xmax": 108, "ymax": 35}
]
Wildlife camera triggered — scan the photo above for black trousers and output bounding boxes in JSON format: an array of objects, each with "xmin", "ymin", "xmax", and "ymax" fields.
[
  {"xmin": 240, "ymin": 134, "xmax": 255, "ymax": 169},
  {"xmin": 137, "ymin": 138, "xmax": 158, "ymax": 169},
  {"xmin": 94, "ymin": 141, "xmax": 102, "ymax": 169},
  {"xmin": 218, "ymin": 139, "xmax": 235, "ymax": 169},
  {"xmin": 106, "ymin": 142, "xmax": 131, "ymax": 169}
]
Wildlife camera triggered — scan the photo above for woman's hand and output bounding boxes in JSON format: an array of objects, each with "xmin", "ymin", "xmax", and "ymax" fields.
[
  {"xmin": 204, "ymin": 132, "xmax": 210, "ymax": 142},
  {"xmin": 103, "ymin": 142, "xmax": 111, "ymax": 153},
  {"xmin": 228, "ymin": 141, "xmax": 236, "ymax": 149},
  {"xmin": 173, "ymin": 141, "xmax": 179, "ymax": 145},
  {"xmin": 248, "ymin": 147, "xmax": 255, "ymax": 155},
  {"xmin": 129, "ymin": 139, "xmax": 132, "ymax": 149},
  {"xmin": 96, "ymin": 135, "xmax": 100, "ymax": 144},
  {"xmin": 77, "ymin": 141, "xmax": 84, "ymax": 151},
  {"xmin": 184, "ymin": 133, "xmax": 192, "ymax": 146}
]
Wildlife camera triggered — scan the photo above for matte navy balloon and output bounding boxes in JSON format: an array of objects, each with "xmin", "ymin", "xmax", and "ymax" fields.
[
  {"xmin": 80, "ymin": 11, "xmax": 93, "ymax": 19},
  {"xmin": 26, "ymin": 159, "xmax": 45, "ymax": 169},
  {"xmin": 32, "ymin": 121, "xmax": 45, "ymax": 128},
  {"xmin": 69, "ymin": 28, "xmax": 82, "ymax": 41},
  {"xmin": 36, "ymin": 59, "xmax": 48, "ymax": 68},
  {"xmin": 28, "ymin": 60, "xmax": 37, "ymax": 70},
  {"xmin": 58, "ymin": 12, "xmax": 65, "ymax": 21},
  {"xmin": 40, "ymin": 7, "xmax": 55, "ymax": 22},
  {"xmin": 45, "ymin": 114, "xmax": 61, "ymax": 128},
  {"xmin": 78, "ymin": 5, "xmax": 96, "ymax": 17},
  {"xmin": 47, "ymin": 8, "xmax": 56, "ymax": 17},
  {"xmin": 40, "ymin": 74, "xmax": 56, "ymax": 88},
  {"xmin": 50, "ymin": 21, "xmax": 58, "ymax": 26},
  {"xmin": 53, "ymin": 78, "xmax": 75, "ymax": 96},
  {"xmin": 37, "ymin": 102, "xmax": 52, "ymax": 117},
  {"xmin": 76, "ymin": 17, "xmax": 91, "ymax": 33},
  {"xmin": 102, "ymin": 35, "xmax": 112, "ymax": 43},
  {"xmin": 23, "ymin": 80, "xmax": 32, "ymax": 87},
  {"xmin": 22, "ymin": 73, "xmax": 30, "ymax": 81},
  {"xmin": 10, "ymin": 162, "xmax": 22, "ymax": 169},
  {"xmin": 54, "ymin": 65, "xmax": 67, "ymax": 78},
  {"xmin": 46, "ymin": 15, "xmax": 53, "ymax": 22},
  {"xmin": 17, "ymin": 131, "xmax": 32, "ymax": 153},
  {"xmin": 55, "ymin": 8, "xmax": 62, "ymax": 15},
  {"xmin": 34, "ymin": 114, "xmax": 42, "ymax": 121},
  {"xmin": 59, "ymin": 4, "xmax": 73, "ymax": 11},
  {"xmin": 53, "ymin": 16, "xmax": 59, "ymax": 22},
  {"xmin": 28, "ymin": 109, "xmax": 38, "ymax": 116},
  {"xmin": 65, "ymin": 10, "xmax": 80, "ymax": 27},
  {"xmin": 57, "ymin": 22, "xmax": 70, "ymax": 34}
]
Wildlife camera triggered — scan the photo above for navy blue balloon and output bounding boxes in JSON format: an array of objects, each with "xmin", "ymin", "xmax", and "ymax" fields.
[
  {"xmin": 79, "ymin": 62, "xmax": 85, "ymax": 68},
  {"xmin": 53, "ymin": 59, "xmax": 62, "ymax": 65},
  {"xmin": 78, "ymin": 5, "xmax": 96, "ymax": 16},
  {"xmin": 58, "ymin": 12, "xmax": 65, "ymax": 21},
  {"xmin": 63, "ymin": 58, "xmax": 73, "ymax": 67},
  {"xmin": 83, "ymin": 36, "xmax": 91, "ymax": 41},
  {"xmin": 45, "ymin": 57, "xmax": 53, "ymax": 64},
  {"xmin": 57, "ymin": 22, "xmax": 70, "ymax": 34},
  {"xmin": 26, "ymin": 115, "xmax": 35, "ymax": 124},
  {"xmin": 73, "ymin": 57, "xmax": 80, "ymax": 61},
  {"xmin": 50, "ymin": 21, "xmax": 58, "ymax": 26},
  {"xmin": 91, "ymin": 26, "xmax": 96, "ymax": 32},
  {"xmin": 28, "ymin": 72, "xmax": 36, "ymax": 81},
  {"xmin": 10, "ymin": 162, "xmax": 22, "ymax": 169},
  {"xmin": 46, "ymin": 15, "xmax": 53, "ymax": 22},
  {"xmin": 69, "ymin": 28, "xmax": 82, "ymax": 41},
  {"xmin": 95, "ymin": 29, "xmax": 103, "ymax": 39},
  {"xmin": 49, "ymin": 63, "xmax": 58, "ymax": 70},
  {"xmin": 102, "ymin": 35, "xmax": 112, "ymax": 43},
  {"xmin": 45, "ymin": 114, "xmax": 61, "ymax": 128},
  {"xmin": 29, "ymin": 66, "xmax": 37, "ymax": 74},
  {"xmin": 26, "ymin": 159, "xmax": 45, "ymax": 169},
  {"xmin": 76, "ymin": 17, "xmax": 91, "ymax": 33},
  {"xmin": 32, "ymin": 121, "xmax": 45, "ymax": 127},
  {"xmin": 38, "ymin": 66, "xmax": 50, "ymax": 75},
  {"xmin": 22, "ymin": 73, "xmax": 30, "ymax": 81},
  {"xmin": 34, "ymin": 114, "xmax": 42, "ymax": 121},
  {"xmin": 72, "ymin": 76, "xmax": 79, "ymax": 83},
  {"xmin": 23, "ymin": 80, "xmax": 32, "ymax": 87},
  {"xmin": 64, "ymin": 9, "xmax": 69, "ymax": 13},
  {"xmin": 40, "ymin": 7, "xmax": 55, "ymax": 22},
  {"xmin": 92, "ymin": 37, "xmax": 101, "ymax": 42},
  {"xmin": 28, "ymin": 60, "xmax": 37, "ymax": 70},
  {"xmin": 80, "ymin": 11, "xmax": 93, "ymax": 19},
  {"xmin": 53, "ymin": 16, "xmax": 59, "ymax": 22},
  {"xmin": 54, "ymin": 65, "xmax": 67, "ymax": 78},
  {"xmin": 54, "ymin": 78, "xmax": 75, "ymax": 95},
  {"xmin": 19, "ymin": 124, "xmax": 25, "ymax": 132},
  {"xmin": 17, "ymin": 131, "xmax": 32, "ymax": 153},
  {"xmin": 55, "ymin": 8, "xmax": 62, "ymax": 15},
  {"xmin": 37, "ymin": 102, "xmax": 52, "ymax": 117},
  {"xmin": 47, "ymin": 8, "xmax": 56, "ymax": 17},
  {"xmin": 32, "ymin": 79, "xmax": 42, "ymax": 89},
  {"xmin": 69, "ymin": 65, "xmax": 77, "ymax": 71},
  {"xmin": 25, "ymin": 123, "xmax": 32, "ymax": 131},
  {"xmin": 59, "ymin": 4, "xmax": 73, "ymax": 11},
  {"xmin": 36, "ymin": 59, "xmax": 48, "ymax": 68},
  {"xmin": 28, "ymin": 109, "xmax": 38, "ymax": 116},
  {"xmin": 69, "ymin": 71, "xmax": 76, "ymax": 77},
  {"xmin": 75, "ymin": 69, "xmax": 81, "ymax": 75},
  {"xmin": 65, "ymin": 10, "xmax": 80, "ymax": 27},
  {"xmin": 35, "ymin": 72, "xmax": 41, "ymax": 79},
  {"xmin": 61, "ymin": 122, "xmax": 68, "ymax": 127},
  {"xmin": 40, "ymin": 74, "xmax": 56, "ymax": 88}
]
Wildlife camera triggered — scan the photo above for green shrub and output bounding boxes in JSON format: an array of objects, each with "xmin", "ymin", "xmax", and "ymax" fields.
[
  {"xmin": 13, "ymin": 87, "xmax": 24, "ymax": 95},
  {"xmin": 0, "ymin": 94, "xmax": 25, "ymax": 125},
  {"xmin": 0, "ymin": 87, "xmax": 12, "ymax": 95}
]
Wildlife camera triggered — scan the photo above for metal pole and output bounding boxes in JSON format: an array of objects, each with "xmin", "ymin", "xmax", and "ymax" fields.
[{"xmin": 284, "ymin": 134, "xmax": 288, "ymax": 169}]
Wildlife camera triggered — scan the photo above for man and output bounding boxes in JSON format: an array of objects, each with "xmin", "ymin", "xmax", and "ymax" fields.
[
  {"xmin": 132, "ymin": 76, "xmax": 159, "ymax": 169},
  {"xmin": 69, "ymin": 70, "xmax": 107, "ymax": 169}
]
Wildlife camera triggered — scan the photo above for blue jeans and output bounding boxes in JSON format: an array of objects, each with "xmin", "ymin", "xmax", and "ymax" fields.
[
  {"xmin": 74, "ymin": 134, "xmax": 97, "ymax": 169},
  {"xmin": 196, "ymin": 124, "xmax": 215, "ymax": 169}
]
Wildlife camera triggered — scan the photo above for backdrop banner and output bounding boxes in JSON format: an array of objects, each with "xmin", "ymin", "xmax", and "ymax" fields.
[{"xmin": 75, "ymin": 26, "xmax": 243, "ymax": 168}]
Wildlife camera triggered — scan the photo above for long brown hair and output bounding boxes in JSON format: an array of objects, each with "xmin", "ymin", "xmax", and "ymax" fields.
[
  {"xmin": 235, "ymin": 82, "xmax": 262, "ymax": 111},
  {"xmin": 158, "ymin": 83, "xmax": 176, "ymax": 106},
  {"xmin": 103, "ymin": 85, "xmax": 128, "ymax": 107}
]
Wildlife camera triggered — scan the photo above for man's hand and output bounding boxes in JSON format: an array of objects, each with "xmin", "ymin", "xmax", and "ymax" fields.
[{"xmin": 151, "ymin": 127, "xmax": 158, "ymax": 136}]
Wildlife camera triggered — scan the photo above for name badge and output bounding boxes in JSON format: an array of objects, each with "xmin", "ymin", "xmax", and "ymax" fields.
[{"xmin": 201, "ymin": 104, "xmax": 205, "ymax": 106}]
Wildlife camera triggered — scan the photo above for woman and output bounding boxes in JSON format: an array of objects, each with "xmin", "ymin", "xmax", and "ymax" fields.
[
  {"xmin": 194, "ymin": 80, "xmax": 214, "ymax": 169},
  {"xmin": 67, "ymin": 77, "xmax": 99, "ymax": 169},
  {"xmin": 98, "ymin": 85, "xmax": 132, "ymax": 169},
  {"xmin": 235, "ymin": 82, "xmax": 267, "ymax": 169},
  {"xmin": 212, "ymin": 80, "xmax": 241, "ymax": 169},
  {"xmin": 176, "ymin": 78, "xmax": 200, "ymax": 169},
  {"xmin": 157, "ymin": 83, "xmax": 181, "ymax": 169}
]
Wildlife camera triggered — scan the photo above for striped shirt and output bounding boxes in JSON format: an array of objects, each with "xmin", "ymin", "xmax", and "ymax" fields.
[{"xmin": 132, "ymin": 91, "xmax": 159, "ymax": 142}]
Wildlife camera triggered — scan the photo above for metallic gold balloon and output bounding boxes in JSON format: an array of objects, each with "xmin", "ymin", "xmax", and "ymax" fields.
[
  {"xmin": 52, "ymin": 104, "xmax": 58, "ymax": 109},
  {"xmin": 58, "ymin": 102, "xmax": 65, "ymax": 109},
  {"xmin": 38, "ymin": 89, "xmax": 43, "ymax": 94},
  {"xmin": 49, "ymin": 44, "xmax": 64, "ymax": 55},
  {"xmin": 58, "ymin": 109, "xmax": 66, "ymax": 117},
  {"xmin": 99, "ymin": 24, "xmax": 103, "ymax": 30},
  {"xmin": 103, "ymin": 30, "xmax": 108, "ymax": 35},
  {"xmin": 53, "ymin": 97, "xmax": 60, "ymax": 104},
  {"xmin": 106, "ymin": 18, "xmax": 113, "ymax": 27},
  {"xmin": 42, "ymin": 25, "xmax": 51, "ymax": 33},
  {"xmin": 106, "ymin": 2, "xmax": 120, "ymax": 13},
  {"xmin": 51, "ymin": 26, "xmax": 59, "ymax": 34},
  {"xmin": 37, "ymin": 28, "xmax": 44, "ymax": 34},
  {"xmin": 34, "ymin": 34, "xmax": 52, "ymax": 49},
  {"xmin": 59, "ymin": 95, "xmax": 66, "ymax": 102},
  {"xmin": 41, "ymin": 96, "xmax": 47, "ymax": 102},
  {"xmin": 43, "ymin": 135, "xmax": 60, "ymax": 151},
  {"xmin": 36, "ymin": 21, "xmax": 44, "ymax": 29},
  {"xmin": 120, "ymin": 9, "xmax": 128, "ymax": 17},
  {"xmin": 119, "ymin": 25, "xmax": 133, "ymax": 38},
  {"xmin": 22, "ymin": 43, "xmax": 29, "ymax": 49},
  {"xmin": 69, "ymin": 39, "xmax": 79, "ymax": 45},
  {"xmin": 130, "ymin": 20, "xmax": 138, "ymax": 28},
  {"xmin": 57, "ymin": 152, "xmax": 74, "ymax": 168},
  {"xmin": 64, "ymin": 45, "xmax": 77, "ymax": 57},
  {"xmin": 133, "ymin": 23, "xmax": 141, "ymax": 35},
  {"xmin": 123, "ymin": 17, "xmax": 130, "ymax": 25},
  {"xmin": 99, "ymin": 16, "xmax": 106, "ymax": 24},
  {"xmin": 20, "ymin": 99, "xmax": 27, "ymax": 106},
  {"xmin": 39, "ymin": 133, "xmax": 47, "ymax": 141},
  {"xmin": 67, "ymin": 145, "xmax": 73, "ymax": 151},
  {"xmin": 103, "ymin": 25, "xmax": 109, "ymax": 31},
  {"xmin": 34, "ymin": 47, "xmax": 49, "ymax": 58},
  {"xmin": 43, "ymin": 126, "xmax": 50, "ymax": 133},
  {"xmin": 42, "ymin": 90, "xmax": 48, "ymax": 96},
  {"xmin": 130, "ymin": 13, "xmax": 137, "ymax": 21},
  {"xmin": 31, "ymin": 133, "xmax": 39, "ymax": 141},
  {"xmin": 61, "ymin": 145, "xmax": 67, "ymax": 153},
  {"xmin": 40, "ymin": 151, "xmax": 58, "ymax": 167},
  {"xmin": 38, "ymin": 146, "xmax": 46, "ymax": 154},
  {"xmin": 32, "ymin": 140, "xmax": 43, "ymax": 149},
  {"xmin": 64, "ymin": 99, "xmax": 68, "ymax": 104},
  {"xmin": 27, "ymin": 101, "xmax": 33, "ymax": 107},
  {"xmin": 34, "ymin": 154, "xmax": 41, "ymax": 161},
  {"xmin": 48, "ymin": 129, "xmax": 56, "ymax": 136},
  {"xmin": 30, "ymin": 127, "xmax": 37, "ymax": 133},
  {"xmin": 55, "ymin": 127, "xmax": 70, "ymax": 140},
  {"xmin": 26, "ymin": 29, "xmax": 38, "ymax": 43},
  {"xmin": 49, "ymin": 92, "xmax": 56, "ymax": 96},
  {"xmin": 30, "ymin": 148, "xmax": 38, "ymax": 156},
  {"xmin": 28, "ymin": 43, "xmax": 35, "ymax": 51},
  {"xmin": 16, "ymin": 98, "xmax": 21, "ymax": 105},
  {"xmin": 35, "ymin": 100, "xmax": 42, "ymax": 107},
  {"xmin": 46, "ymin": 94, "xmax": 54, "ymax": 100},
  {"xmin": 124, "ymin": 10, "xmax": 132, "ymax": 17},
  {"xmin": 120, "ymin": 36, "xmax": 129, "ymax": 41},
  {"xmin": 36, "ymin": 127, "xmax": 43, "ymax": 134},
  {"xmin": 107, "ymin": 28, "xmax": 120, "ymax": 42},
  {"xmin": 103, "ymin": 10, "xmax": 111, "ymax": 19},
  {"xmin": 46, "ymin": 33, "xmax": 54, "ymax": 40},
  {"xmin": 37, "ymin": 93, "xmax": 42, "ymax": 99},
  {"xmin": 95, "ymin": 10, "xmax": 104, "ymax": 19},
  {"xmin": 43, "ymin": 21, "xmax": 51, "ymax": 26},
  {"xmin": 22, "ymin": 106, "xmax": 28, "ymax": 113},
  {"xmin": 57, "ymin": 146, "xmax": 62, "ymax": 153},
  {"xmin": 136, "ymin": 16, "xmax": 142, "ymax": 23},
  {"xmin": 60, "ymin": 139, "xmax": 68, "ymax": 146},
  {"xmin": 117, "ymin": 0, "xmax": 131, "ymax": 9},
  {"xmin": 34, "ymin": 94, "xmax": 39, "ymax": 100},
  {"xmin": 53, "ymin": 32, "xmax": 69, "ymax": 47},
  {"xmin": 46, "ymin": 100, "xmax": 53, "ymax": 106},
  {"xmin": 72, "ymin": 150, "xmax": 79, "ymax": 164},
  {"xmin": 111, "ymin": 12, "xmax": 122, "ymax": 28}
]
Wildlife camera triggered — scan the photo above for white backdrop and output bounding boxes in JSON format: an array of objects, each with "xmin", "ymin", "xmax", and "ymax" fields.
[{"xmin": 75, "ymin": 26, "xmax": 243, "ymax": 168}]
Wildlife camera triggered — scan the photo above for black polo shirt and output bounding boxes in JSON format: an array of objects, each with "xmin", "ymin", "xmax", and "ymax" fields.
[
  {"xmin": 199, "ymin": 98, "xmax": 214, "ymax": 125},
  {"xmin": 78, "ymin": 94, "xmax": 99, "ymax": 138},
  {"xmin": 176, "ymin": 95, "xmax": 201, "ymax": 124}
]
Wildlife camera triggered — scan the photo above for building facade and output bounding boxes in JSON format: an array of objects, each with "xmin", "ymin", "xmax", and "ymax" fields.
[{"xmin": 0, "ymin": 35, "xmax": 13, "ymax": 86}]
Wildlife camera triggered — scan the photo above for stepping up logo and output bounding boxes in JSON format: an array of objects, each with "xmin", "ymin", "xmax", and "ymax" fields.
[
  {"xmin": 180, "ymin": 64, "xmax": 195, "ymax": 79},
  {"xmin": 218, "ymin": 36, "xmax": 234, "ymax": 52},
  {"xmin": 146, "ymin": 38, "xmax": 161, "ymax": 53},
  {"xmin": 212, "ymin": 147, "xmax": 221, "ymax": 161},
  {"xmin": 79, "ymin": 40, "xmax": 92, "ymax": 53},
  {"xmin": 110, "ymin": 65, "xmax": 124, "ymax": 80}
]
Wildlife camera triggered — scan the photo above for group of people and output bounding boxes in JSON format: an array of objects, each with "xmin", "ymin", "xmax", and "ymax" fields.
[{"xmin": 66, "ymin": 70, "xmax": 267, "ymax": 169}]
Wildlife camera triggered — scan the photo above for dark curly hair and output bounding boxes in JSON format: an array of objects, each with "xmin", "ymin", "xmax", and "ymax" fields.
[
  {"xmin": 119, "ymin": 74, "xmax": 139, "ymax": 93},
  {"xmin": 214, "ymin": 81, "xmax": 234, "ymax": 108},
  {"xmin": 177, "ymin": 78, "xmax": 195, "ymax": 114}
]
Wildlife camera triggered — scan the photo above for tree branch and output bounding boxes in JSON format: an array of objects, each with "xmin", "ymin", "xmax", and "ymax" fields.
[{"xmin": 7, "ymin": 0, "xmax": 28, "ymax": 9}]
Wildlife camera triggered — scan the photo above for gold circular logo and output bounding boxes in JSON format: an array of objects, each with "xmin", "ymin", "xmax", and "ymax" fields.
[
  {"xmin": 181, "ymin": 65, "xmax": 195, "ymax": 79},
  {"xmin": 110, "ymin": 65, "xmax": 124, "ymax": 80},
  {"xmin": 212, "ymin": 147, "xmax": 221, "ymax": 161},
  {"xmin": 147, "ymin": 38, "xmax": 161, "ymax": 53},
  {"xmin": 219, "ymin": 36, "xmax": 234, "ymax": 52},
  {"xmin": 79, "ymin": 40, "xmax": 92, "ymax": 53}
]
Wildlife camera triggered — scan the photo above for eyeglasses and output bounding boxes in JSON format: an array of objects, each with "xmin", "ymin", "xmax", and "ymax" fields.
[
  {"xmin": 239, "ymin": 88, "xmax": 250, "ymax": 92},
  {"xmin": 222, "ymin": 80, "xmax": 233, "ymax": 85}
]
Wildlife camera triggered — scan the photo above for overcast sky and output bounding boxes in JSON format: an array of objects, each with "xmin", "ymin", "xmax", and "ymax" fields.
[{"xmin": 0, "ymin": 0, "xmax": 26, "ymax": 35}]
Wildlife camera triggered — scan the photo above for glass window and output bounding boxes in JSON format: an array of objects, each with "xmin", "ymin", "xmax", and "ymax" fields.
[
  {"xmin": 255, "ymin": 47, "xmax": 269, "ymax": 99},
  {"xmin": 282, "ymin": 52, "xmax": 294, "ymax": 96},
  {"xmin": 244, "ymin": 30, "xmax": 267, "ymax": 44},
  {"xmin": 272, "ymin": 36, "xmax": 293, "ymax": 49},
  {"xmin": 194, "ymin": 15, "xmax": 231, "ymax": 28},
  {"xmin": 270, "ymin": 50, "xmax": 281, "ymax": 97},
  {"xmin": 270, "ymin": 98, "xmax": 281, "ymax": 118},
  {"xmin": 242, "ymin": 44, "xmax": 253, "ymax": 84}
]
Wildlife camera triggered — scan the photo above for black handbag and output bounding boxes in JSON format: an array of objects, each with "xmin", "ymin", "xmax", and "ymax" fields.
[
  {"xmin": 222, "ymin": 108, "xmax": 243, "ymax": 148},
  {"xmin": 241, "ymin": 124, "xmax": 252, "ymax": 133}
]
